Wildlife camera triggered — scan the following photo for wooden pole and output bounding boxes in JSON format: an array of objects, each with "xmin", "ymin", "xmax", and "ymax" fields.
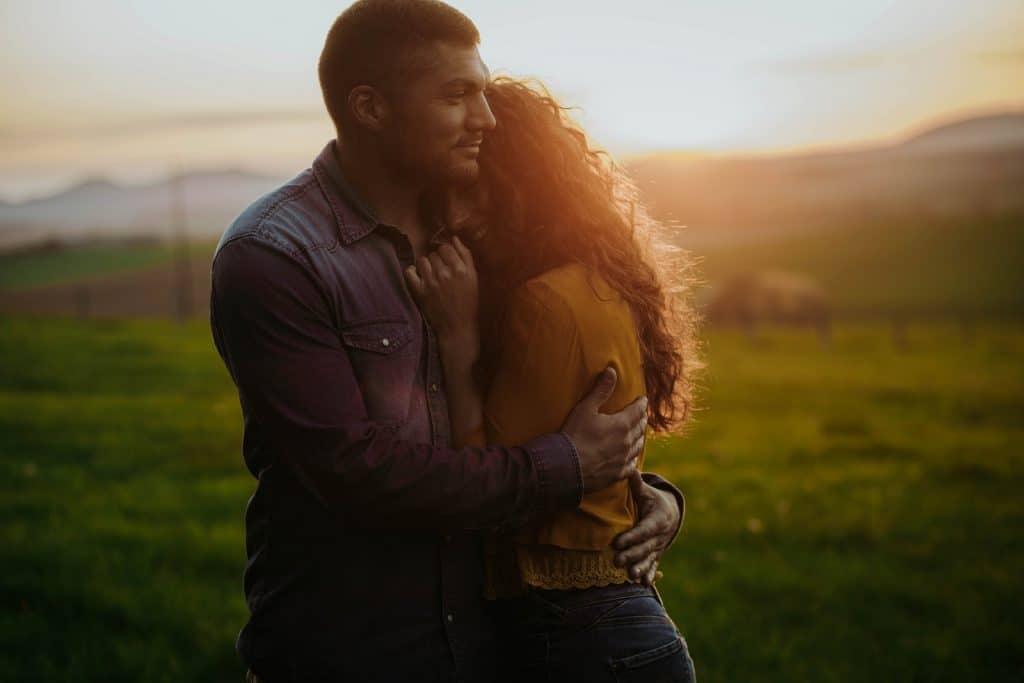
[{"xmin": 171, "ymin": 167, "xmax": 194, "ymax": 322}]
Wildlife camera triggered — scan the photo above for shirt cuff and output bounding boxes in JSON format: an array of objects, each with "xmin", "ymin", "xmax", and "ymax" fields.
[
  {"xmin": 641, "ymin": 472, "xmax": 686, "ymax": 544},
  {"xmin": 523, "ymin": 432, "xmax": 584, "ymax": 511}
]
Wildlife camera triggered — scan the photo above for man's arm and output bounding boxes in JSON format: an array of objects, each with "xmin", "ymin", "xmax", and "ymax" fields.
[{"xmin": 211, "ymin": 237, "xmax": 581, "ymax": 532}]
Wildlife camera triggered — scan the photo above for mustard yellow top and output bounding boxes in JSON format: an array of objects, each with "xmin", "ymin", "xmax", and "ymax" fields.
[{"xmin": 475, "ymin": 262, "xmax": 647, "ymax": 595}]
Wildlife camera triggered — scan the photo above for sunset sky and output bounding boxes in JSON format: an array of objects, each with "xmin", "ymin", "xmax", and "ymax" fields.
[{"xmin": 2, "ymin": 0, "xmax": 1023, "ymax": 201}]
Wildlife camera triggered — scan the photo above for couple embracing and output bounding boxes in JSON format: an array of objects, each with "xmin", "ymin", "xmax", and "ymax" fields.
[{"xmin": 211, "ymin": 1, "xmax": 701, "ymax": 681}]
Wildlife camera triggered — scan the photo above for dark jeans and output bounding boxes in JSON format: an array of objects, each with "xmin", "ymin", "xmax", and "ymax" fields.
[{"xmin": 490, "ymin": 582, "xmax": 696, "ymax": 682}]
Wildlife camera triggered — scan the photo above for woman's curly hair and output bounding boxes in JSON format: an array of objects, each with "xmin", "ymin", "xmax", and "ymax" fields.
[{"xmin": 473, "ymin": 77, "xmax": 703, "ymax": 432}]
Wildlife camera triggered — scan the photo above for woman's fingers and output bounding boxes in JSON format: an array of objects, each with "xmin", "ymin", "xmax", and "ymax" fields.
[
  {"xmin": 417, "ymin": 256, "xmax": 438, "ymax": 289},
  {"xmin": 452, "ymin": 235, "xmax": 474, "ymax": 268},
  {"xmin": 414, "ymin": 244, "xmax": 475, "ymax": 296},
  {"xmin": 428, "ymin": 252, "xmax": 452, "ymax": 281},
  {"xmin": 404, "ymin": 265, "xmax": 424, "ymax": 299},
  {"xmin": 436, "ymin": 243, "xmax": 462, "ymax": 271}
]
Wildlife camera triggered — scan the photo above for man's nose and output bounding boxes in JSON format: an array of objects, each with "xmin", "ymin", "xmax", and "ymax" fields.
[{"xmin": 469, "ymin": 91, "xmax": 497, "ymax": 132}]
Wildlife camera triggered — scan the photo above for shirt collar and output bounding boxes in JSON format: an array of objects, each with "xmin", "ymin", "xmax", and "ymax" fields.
[
  {"xmin": 312, "ymin": 140, "xmax": 452, "ymax": 249},
  {"xmin": 312, "ymin": 140, "xmax": 380, "ymax": 245}
]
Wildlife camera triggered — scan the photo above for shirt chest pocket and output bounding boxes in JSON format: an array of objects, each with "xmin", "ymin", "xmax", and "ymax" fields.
[{"xmin": 340, "ymin": 319, "xmax": 419, "ymax": 427}]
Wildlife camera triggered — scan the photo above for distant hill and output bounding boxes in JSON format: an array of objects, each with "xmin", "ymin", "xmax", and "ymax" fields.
[
  {"xmin": 1, "ymin": 111, "xmax": 1023, "ymax": 252},
  {"xmin": 901, "ymin": 112, "xmax": 1024, "ymax": 153},
  {"xmin": 628, "ymin": 111, "xmax": 1024, "ymax": 248},
  {"xmin": 0, "ymin": 170, "xmax": 287, "ymax": 250}
]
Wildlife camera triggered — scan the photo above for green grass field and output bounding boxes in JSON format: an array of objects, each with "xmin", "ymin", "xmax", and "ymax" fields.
[
  {"xmin": 1, "ymin": 316, "xmax": 1022, "ymax": 681},
  {"xmin": 695, "ymin": 214, "xmax": 1024, "ymax": 319},
  {"xmin": 0, "ymin": 242, "xmax": 217, "ymax": 292}
]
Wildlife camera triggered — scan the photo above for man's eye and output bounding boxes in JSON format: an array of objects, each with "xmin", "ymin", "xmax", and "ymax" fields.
[{"xmin": 446, "ymin": 92, "xmax": 466, "ymax": 101}]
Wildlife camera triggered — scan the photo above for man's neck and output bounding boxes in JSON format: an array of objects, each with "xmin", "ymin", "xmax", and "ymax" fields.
[{"xmin": 334, "ymin": 139, "xmax": 433, "ymax": 257}]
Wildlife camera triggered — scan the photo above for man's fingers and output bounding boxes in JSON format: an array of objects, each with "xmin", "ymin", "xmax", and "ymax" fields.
[
  {"xmin": 628, "ymin": 553, "xmax": 656, "ymax": 581},
  {"xmin": 620, "ymin": 395, "xmax": 649, "ymax": 432},
  {"xmin": 628, "ymin": 430, "xmax": 645, "ymax": 464},
  {"xmin": 614, "ymin": 533, "xmax": 660, "ymax": 568},
  {"xmin": 581, "ymin": 366, "xmax": 618, "ymax": 411},
  {"xmin": 613, "ymin": 503, "xmax": 660, "ymax": 551},
  {"xmin": 627, "ymin": 468, "xmax": 646, "ymax": 501},
  {"xmin": 620, "ymin": 452, "xmax": 640, "ymax": 481},
  {"xmin": 627, "ymin": 413, "xmax": 647, "ymax": 454},
  {"xmin": 644, "ymin": 561, "xmax": 658, "ymax": 586}
]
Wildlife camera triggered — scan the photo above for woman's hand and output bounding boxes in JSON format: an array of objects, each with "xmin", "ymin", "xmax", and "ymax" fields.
[
  {"xmin": 405, "ymin": 236, "xmax": 484, "ymax": 447},
  {"xmin": 404, "ymin": 236, "xmax": 479, "ymax": 368}
]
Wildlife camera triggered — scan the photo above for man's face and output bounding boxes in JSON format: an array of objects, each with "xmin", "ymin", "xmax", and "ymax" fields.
[{"xmin": 381, "ymin": 42, "xmax": 496, "ymax": 187}]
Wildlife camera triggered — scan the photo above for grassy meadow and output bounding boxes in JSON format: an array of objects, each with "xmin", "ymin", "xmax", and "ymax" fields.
[
  {"xmin": 0, "ymin": 242, "xmax": 217, "ymax": 293},
  {"xmin": 1, "ymin": 315, "xmax": 1021, "ymax": 681},
  {"xmin": 693, "ymin": 214, "xmax": 1024, "ymax": 319}
]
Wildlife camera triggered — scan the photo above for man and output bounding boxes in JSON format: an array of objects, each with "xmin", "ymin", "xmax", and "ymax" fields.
[{"xmin": 210, "ymin": 1, "xmax": 684, "ymax": 680}]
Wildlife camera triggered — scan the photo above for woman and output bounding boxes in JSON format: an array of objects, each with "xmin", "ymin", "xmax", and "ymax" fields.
[{"xmin": 405, "ymin": 78, "xmax": 702, "ymax": 682}]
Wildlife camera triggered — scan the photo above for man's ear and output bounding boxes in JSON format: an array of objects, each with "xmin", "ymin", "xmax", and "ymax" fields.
[{"xmin": 348, "ymin": 85, "xmax": 389, "ymax": 132}]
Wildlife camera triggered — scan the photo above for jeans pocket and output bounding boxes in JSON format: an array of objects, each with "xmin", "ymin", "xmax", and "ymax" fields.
[{"xmin": 609, "ymin": 635, "xmax": 696, "ymax": 683}]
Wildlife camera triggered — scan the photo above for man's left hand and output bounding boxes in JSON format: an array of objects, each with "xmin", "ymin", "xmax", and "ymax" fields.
[{"xmin": 612, "ymin": 470, "xmax": 681, "ymax": 585}]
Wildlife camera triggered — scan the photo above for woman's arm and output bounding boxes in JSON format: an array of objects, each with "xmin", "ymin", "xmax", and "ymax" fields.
[
  {"xmin": 439, "ymin": 341, "xmax": 486, "ymax": 448},
  {"xmin": 404, "ymin": 237, "xmax": 486, "ymax": 447}
]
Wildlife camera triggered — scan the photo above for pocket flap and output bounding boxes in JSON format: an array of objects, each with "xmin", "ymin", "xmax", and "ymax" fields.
[{"xmin": 340, "ymin": 319, "xmax": 413, "ymax": 354}]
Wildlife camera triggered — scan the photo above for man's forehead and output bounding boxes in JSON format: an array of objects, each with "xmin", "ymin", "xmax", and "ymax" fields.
[{"xmin": 409, "ymin": 42, "xmax": 489, "ymax": 86}]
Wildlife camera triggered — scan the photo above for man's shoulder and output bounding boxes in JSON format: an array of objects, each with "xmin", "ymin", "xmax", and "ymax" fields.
[{"xmin": 214, "ymin": 168, "xmax": 338, "ymax": 262}]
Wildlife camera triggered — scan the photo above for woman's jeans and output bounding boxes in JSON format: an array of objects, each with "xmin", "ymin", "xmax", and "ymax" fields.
[{"xmin": 490, "ymin": 581, "xmax": 696, "ymax": 682}]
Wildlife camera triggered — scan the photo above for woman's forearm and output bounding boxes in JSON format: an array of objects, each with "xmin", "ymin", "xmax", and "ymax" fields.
[{"xmin": 438, "ymin": 340, "xmax": 485, "ymax": 447}]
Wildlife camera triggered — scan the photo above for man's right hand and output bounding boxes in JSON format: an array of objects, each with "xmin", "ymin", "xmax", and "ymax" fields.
[{"xmin": 561, "ymin": 367, "xmax": 648, "ymax": 494}]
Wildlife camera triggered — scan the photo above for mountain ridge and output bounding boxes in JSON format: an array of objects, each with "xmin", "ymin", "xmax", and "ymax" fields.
[{"xmin": 2, "ymin": 110, "xmax": 1022, "ymax": 251}]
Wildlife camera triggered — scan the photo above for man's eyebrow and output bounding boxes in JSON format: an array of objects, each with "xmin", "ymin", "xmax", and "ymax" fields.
[{"xmin": 441, "ymin": 77, "xmax": 485, "ymax": 90}]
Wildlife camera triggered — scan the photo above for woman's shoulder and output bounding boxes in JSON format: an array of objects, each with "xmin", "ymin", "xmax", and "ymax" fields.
[
  {"xmin": 520, "ymin": 263, "xmax": 623, "ymax": 314},
  {"xmin": 519, "ymin": 264, "xmax": 644, "ymax": 398},
  {"xmin": 515, "ymin": 263, "xmax": 633, "ymax": 337}
]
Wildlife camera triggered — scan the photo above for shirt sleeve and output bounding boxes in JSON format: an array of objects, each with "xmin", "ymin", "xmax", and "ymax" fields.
[{"xmin": 209, "ymin": 236, "xmax": 582, "ymax": 532}]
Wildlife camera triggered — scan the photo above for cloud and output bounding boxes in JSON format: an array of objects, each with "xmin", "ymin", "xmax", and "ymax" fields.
[
  {"xmin": 0, "ymin": 109, "xmax": 327, "ymax": 145},
  {"xmin": 763, "ymin": 51, "xmax": 894, "ymax": 74},
  {"xmin": 975, "ymin": 49, "xmax": 1024, "ymax": 64}
]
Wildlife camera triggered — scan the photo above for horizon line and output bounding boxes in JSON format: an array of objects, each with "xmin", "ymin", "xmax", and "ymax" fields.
[{"xmin": 2, "ymin": 104, "xmax": 1022, "ymax": 205}]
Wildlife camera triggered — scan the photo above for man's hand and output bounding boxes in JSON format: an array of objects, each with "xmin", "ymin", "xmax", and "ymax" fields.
[
  {"xmin": 612, "ymin": 470, "xmax": 681, "ymax": 585},
  {"xmin": 561, "ymin": 367, "xmax": 647, "ymax": 494}
]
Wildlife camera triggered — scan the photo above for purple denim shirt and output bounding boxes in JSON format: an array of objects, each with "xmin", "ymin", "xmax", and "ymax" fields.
[{"xmin": 210, "ymin": 142, "xmax": 584, "ymax": 681}]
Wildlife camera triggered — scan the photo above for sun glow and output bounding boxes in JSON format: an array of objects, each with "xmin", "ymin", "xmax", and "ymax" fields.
[{"xmin": 1, "ymin": 0, "xmax": 1022, "ymax": 200}]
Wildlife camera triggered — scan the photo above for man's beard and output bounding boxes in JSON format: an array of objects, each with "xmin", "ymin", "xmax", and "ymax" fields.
[
  {"xmin": 444, "ymin": 160, "xmax": 480, "ymax": 188},
  {"xmin": 395, "ymin": 155, "xmax": 478, "ymax": 191}
]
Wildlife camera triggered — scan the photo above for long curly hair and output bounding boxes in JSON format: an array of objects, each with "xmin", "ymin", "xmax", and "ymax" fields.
[{"xmin": 472, "ymin": 77, "xmax": 703, "ymax": 432}]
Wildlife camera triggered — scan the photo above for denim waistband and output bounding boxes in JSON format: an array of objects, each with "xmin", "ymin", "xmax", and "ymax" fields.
[{"xmin": 525, "ymin": 580, "xmax": 658, "ymax": 610}]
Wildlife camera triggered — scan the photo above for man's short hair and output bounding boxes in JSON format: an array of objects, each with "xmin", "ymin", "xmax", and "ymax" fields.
[{"xmin": 319, "ymin": 0, "xmax": 480, "ymax": 137}]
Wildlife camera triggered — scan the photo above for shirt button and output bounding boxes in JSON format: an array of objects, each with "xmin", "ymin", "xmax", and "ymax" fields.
[
  {"xmin": 430, "ymin": 383, "xmax": 439, "ymax": 392},
  {"xmin": 381, "ymin": 337, "xmax": 390, "ymax": 347},
  {"xmin": 447, "ymin": 613, "xmax": 454, "ymax": 623}
]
